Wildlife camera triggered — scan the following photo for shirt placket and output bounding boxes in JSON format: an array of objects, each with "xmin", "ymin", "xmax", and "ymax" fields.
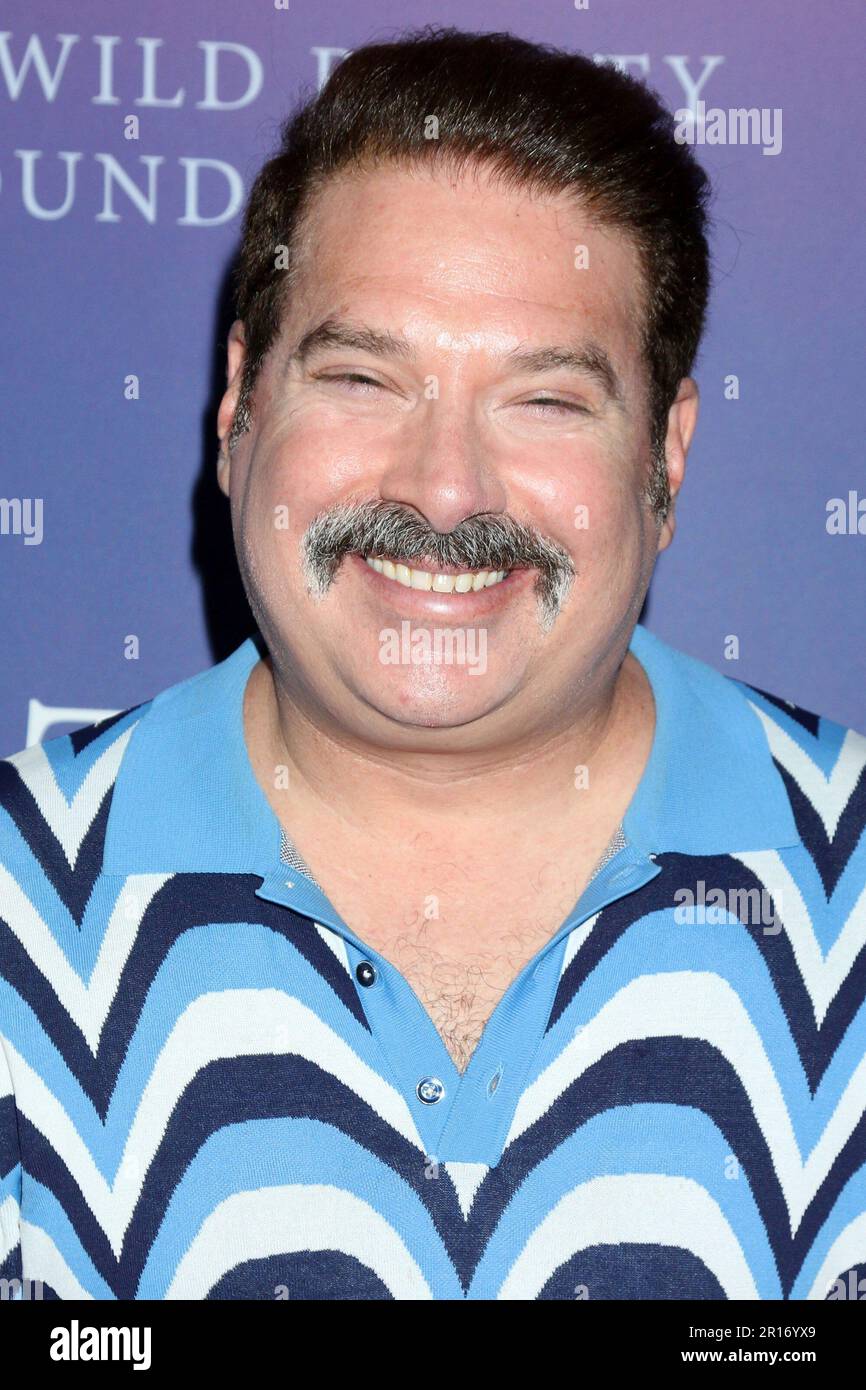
[{"xmin": 254, "ymin": 844, "xmax": 661, "ymax": 1167}]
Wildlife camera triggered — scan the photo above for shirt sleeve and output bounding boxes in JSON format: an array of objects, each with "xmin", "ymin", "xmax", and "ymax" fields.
[{"xmin": 0, "ymin": 1031, "xmax": 23, "ymax": 1289}]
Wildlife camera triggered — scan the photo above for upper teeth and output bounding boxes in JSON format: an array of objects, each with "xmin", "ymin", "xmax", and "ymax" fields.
[{"xmin": 364, "ymin": 556, "xmax": 509, "ymax": 593}]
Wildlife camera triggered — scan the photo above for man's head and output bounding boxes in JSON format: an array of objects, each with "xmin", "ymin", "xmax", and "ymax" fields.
[{"xmin": 217, "ymin": 28, "xmax": 711, "ymax": 745}]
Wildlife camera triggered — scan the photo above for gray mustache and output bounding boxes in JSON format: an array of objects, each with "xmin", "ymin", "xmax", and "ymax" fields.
[{"xmin": 302, "ymin": 499, "xmax": 575, "ymax": 627}]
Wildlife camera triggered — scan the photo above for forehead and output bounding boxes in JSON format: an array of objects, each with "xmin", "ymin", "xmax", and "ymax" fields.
[{"xmin": 284, "ymin": 161, "xmax": 647, "ymax": 370}]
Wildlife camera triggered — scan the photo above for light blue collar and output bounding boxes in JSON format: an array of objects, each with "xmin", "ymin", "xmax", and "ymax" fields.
[{"xmin": 103, "ymin": 623, "xmax": 801, "ymax": 874}]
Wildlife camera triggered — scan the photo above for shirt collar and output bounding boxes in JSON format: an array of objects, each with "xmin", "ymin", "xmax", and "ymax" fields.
[
  {"xmin": 103, "ymin": 623, "xmax": 801, "ymax": 875},
  {"xmin": 623, "ymin": 623, "xmax": 800, "ymax": 854}
]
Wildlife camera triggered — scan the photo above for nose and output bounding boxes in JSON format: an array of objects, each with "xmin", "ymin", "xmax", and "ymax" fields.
[{"xmin": 377, "ymin": 392, "xmax": 507, "ymax": 534}]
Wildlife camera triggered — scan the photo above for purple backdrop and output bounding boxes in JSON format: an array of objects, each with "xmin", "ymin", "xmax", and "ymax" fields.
[{"xmin": 2, "ymin": 0, "xmax": 864, "ymax": 753}]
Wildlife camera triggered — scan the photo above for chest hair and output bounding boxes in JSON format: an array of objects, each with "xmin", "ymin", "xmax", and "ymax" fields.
[{"xmin": 373, "ymin": 895, "xmax": 574, "ymax": 1073}]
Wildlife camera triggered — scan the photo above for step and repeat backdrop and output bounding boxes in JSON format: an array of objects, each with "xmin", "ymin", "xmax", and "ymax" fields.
[{"xmin": 1, "ymin": 0, "xmax": 863, "ymax": 753}]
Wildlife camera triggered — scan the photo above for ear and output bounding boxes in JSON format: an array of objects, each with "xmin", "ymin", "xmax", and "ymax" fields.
[
  {"xmin": 216, "ymin": 320, "xmax": 247, "ymax": 497},
  {"xmin": 656, "ymin": 377, "xmax": 699, "ymax": 553}
]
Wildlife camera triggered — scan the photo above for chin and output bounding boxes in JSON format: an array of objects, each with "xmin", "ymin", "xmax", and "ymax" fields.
[
  {"xmin": 357, "ymin": 667, "xmax": 508, "ymax": 731},
  {"xmin": 377, "ymin": 704, "xmax": 501, "ymax": 732}
]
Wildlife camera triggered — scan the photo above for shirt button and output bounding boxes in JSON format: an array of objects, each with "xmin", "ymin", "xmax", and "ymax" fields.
[
  {"xmin": 355, "ymin": 961, "xmax": 377, "ymax": 987},
  {"xmin": 416, "ymin": 1076, "xmax": 445, "ymax": 1105}
]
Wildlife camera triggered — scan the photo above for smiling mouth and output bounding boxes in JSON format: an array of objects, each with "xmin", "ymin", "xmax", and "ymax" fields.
[{"xmin": 362, "ymin": 555, "xmax": 510, "ymax": 593}]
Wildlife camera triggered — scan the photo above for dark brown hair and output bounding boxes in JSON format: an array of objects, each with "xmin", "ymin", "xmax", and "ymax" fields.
[{"xmin": 230, "ymin": 26, "xmax": 712, "ymax": 520}]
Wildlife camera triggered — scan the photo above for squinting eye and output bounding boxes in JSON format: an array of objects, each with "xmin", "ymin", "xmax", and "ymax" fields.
[
  {"xmin": 522, "ymin": 398, "xmax": 588, "ymax": 415},
  {"xmin": 317, "ymin": 372, "xmax": 384, "ymax": 392}
]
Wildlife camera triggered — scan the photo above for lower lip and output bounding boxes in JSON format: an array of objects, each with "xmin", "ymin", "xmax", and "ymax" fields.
[{"xmin": 348, "ymin": 552, "xmax": 533, "ymax": 616}]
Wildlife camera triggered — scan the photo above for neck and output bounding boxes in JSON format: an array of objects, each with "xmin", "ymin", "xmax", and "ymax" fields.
[{"xmin": 243, "ymin": 642, "xmax": 656, "ymax": 853}]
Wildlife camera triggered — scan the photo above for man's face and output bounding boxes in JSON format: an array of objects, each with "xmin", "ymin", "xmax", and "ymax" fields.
[{"xmin": 218, "ymin": 162, "xmax": 693, "ymax": 747}]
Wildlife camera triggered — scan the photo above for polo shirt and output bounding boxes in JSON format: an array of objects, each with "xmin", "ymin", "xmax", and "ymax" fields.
[{"xmin": 1, "ymin": 623, "xmax": 865, "ymax": 1301}]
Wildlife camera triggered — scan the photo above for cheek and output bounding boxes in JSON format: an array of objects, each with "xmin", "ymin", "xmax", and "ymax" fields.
[
  {"xmin": 237, "ymin": 436, "xmax": 362, "ymax": 564},
  {"xmin": 513, "ymin": 441, "xmax": 643, "ymax": 568}
]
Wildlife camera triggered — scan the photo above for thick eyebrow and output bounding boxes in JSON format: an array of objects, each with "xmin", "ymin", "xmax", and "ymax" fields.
[
  {"xmin": 286, "ymin": 316, "xmax": 623, "ymax": 402},
  {"xmin": 501, "ymin": 342, "xmax": 623, "ymax": 403},
  {"xmin": 287, "ymin": 318, "xmax": 414, "ymax": 369}
]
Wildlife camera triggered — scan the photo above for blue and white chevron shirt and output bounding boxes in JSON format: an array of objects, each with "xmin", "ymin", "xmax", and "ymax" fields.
[{"xmin": 1, "ymin": 624, "xmax": 865, "ymax": 1300}]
